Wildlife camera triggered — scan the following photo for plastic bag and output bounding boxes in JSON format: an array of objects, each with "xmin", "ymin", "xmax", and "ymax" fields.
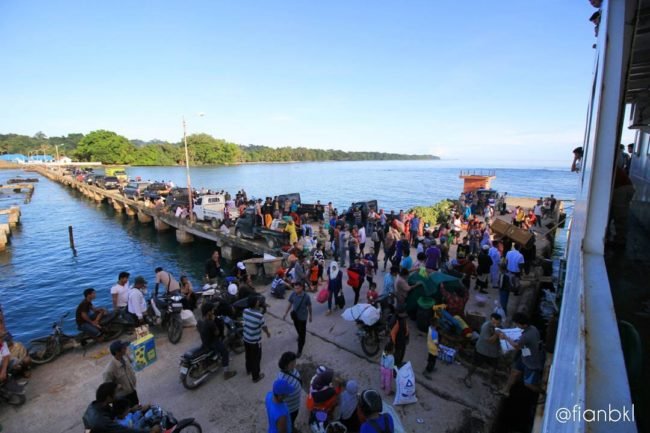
[
  {"xmin": 341, "ymin": 304, "xmax": 380, "ymax": 326},
  {"xmin": 180, "ymin": 309, "xmax": 197, "ymax": 327},
  {"xmin": 393, "ymin": 361, "xmax": 417, "ymax": 405},
  {"xmin": 316, "ymin": 288, "xmax": 329, "ymax": 304}
]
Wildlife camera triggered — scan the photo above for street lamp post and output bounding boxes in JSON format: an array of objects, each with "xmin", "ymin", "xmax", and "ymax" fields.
[{"xmin": 182, "ymin": 116, "xmax": 194, "ymax": 222}]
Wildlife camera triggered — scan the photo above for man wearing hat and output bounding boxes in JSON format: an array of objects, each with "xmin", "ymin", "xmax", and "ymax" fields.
[
  {"xmin": 103, "ymin": 340, "xmax": 139, "ymax": 407},
  {"xmin": 265, "ymin": 379, "xmax": 294, "ymax": 433}
]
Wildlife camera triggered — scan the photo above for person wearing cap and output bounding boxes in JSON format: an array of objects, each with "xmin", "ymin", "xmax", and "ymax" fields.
[
  {"xmin": 283, "ymin": 281, "xmax": 312, "ymax": 358},
  {"xmin": 265, "ymin": 379, "xmax": 293, "ymax": 433},
  {"xmin": 111, "ymin": 272, "xmax": 131, "ymax": 311},
  {"xmin": 236, "ymin": 261, "xmax": 253, "ymax": 287},
  {"xmin": 127, "ymin": 277, "xmax": 149, "ymax": 324},
  {"xmin": 103, "ymin": 340, "xmax": 139, "ymax": 407}
]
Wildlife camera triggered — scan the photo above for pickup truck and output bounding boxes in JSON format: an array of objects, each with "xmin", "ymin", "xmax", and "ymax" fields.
[
  {"xmin": 193, "ymin": 194, "xmax": 240, "ymax": 228},
  {"xmin": 234, "ymin": 208, "xmax": 289, "ymax": 250},
  {"xmin": 143, "ymin": 182, "xmax": 172, "ymax": 201},
  {"xmin": 277, "ymin": 192, "xmax": 321, "ymax": 220},
  {"xmin": 123, "ymin": 181, "xmax": 150, "ymax": 200}
]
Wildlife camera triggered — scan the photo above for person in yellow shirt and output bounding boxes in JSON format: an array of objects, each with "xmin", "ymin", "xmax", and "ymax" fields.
[
  {"xmin": 423, "ymin": 318, "xmax": 439, "ymax": 379},
  {"xmin": 514, "ymin": 206, "xmax": 525, "ymax": 228},
  {"xmin": 285, "ymin": 219, "xmax": 298, "ymax": 245}
]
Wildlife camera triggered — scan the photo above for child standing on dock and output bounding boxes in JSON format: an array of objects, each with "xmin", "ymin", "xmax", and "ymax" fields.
[
  {"xmin": 423, "ymin": 318, "xmax": 440, "ymax": 379},
  {"xmin": 380, "ymin": 341, "xmax": 395, "ymax": 394}
]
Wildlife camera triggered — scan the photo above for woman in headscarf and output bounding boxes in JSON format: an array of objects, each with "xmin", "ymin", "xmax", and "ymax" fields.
[
  {"xmin": 339, "ymin": 380, "xmax": 361, "ymax": 432},
  {"xmin": 307, "ymin": 366, "xmax": 342, "ymax": 422},
  {"xmin": 327, "ymin": 261, "xmax": 343, "ymax": 315},
  {"xmin": 285, "ymin": 218, "xmax": 298, "ymax": 245}
]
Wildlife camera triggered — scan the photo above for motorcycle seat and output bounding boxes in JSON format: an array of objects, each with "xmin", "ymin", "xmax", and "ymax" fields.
[{"xmin": 183, "ymin": 346, "xmax": 210, "ymax": 360}]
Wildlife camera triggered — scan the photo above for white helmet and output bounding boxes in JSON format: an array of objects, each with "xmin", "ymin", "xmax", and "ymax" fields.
[{"xmin": 227, "ymin": 283, "xmax": 238, "ymax": 296}]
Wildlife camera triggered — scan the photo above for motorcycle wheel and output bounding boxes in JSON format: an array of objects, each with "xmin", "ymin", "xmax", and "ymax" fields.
[
  {"xmin": 102, "ymin": 325, "xmax": 124, "ymax": 341},
  {"xmin": 361, "ymin": 329, "xmax": 381, "ymax": 357},
  {"xmin": 177, "ymin": 421, "xmax": 202, "ymax": 433},
  {"xmin": 181, "ymin": 365, "xmax": 202, "ymax": 390},
  {"xmin": 168, "ymin": 315, "xmax": 183, "ymax": 344},
  {"xmin": 29, "ymin": 337, "xmax": 59, "ymax": 365}
]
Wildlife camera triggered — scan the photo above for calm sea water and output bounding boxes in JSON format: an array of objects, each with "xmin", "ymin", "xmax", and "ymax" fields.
[{"xmin": 0, "ymin": 161, "xmax": 576, "ymax": 342}]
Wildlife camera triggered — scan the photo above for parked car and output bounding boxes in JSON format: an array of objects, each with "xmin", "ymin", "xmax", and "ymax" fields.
[
  {"xmin": 88, "ymin": 174, "xmax": 105, "ymax": 186},
  {"xmin": 193, "ymin": 194, "xmax": 240, "ymax": 228},
  {"xmin": 122, "ymin": 181, "xmax": 150, "ymax": 200},
  {"xmin": 143, "ymin": 182, "xmax": 172, "ymax": 201},
  {"xmin": 167, "ymin": 187, "xmax": 194, "ymax": 210},
  {"xmin": 96, "ymin": 176, "xmax": 121, "ymax": 190}
]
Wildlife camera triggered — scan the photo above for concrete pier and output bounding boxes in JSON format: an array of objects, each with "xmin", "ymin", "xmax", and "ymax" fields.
[
  {"xmin": 154, "ymin": 217, "xmax": 170, "ymax": 231},
  {"xmin": 175, "ymin": 229, "xmax": 194, "ymax": 244},
  {"xmin": 7, "ymin": 206, "xmax": 20, "ymax": 227},
  {"xmin": 125, "ymin": 206, "xmax": 136, "ymax": 217},
  {"xmin": 112, "ymin": 200, "xmax": 123, "ymax": 213},
  {"xmin": 137, "ymin": 211, "xmax": 152, "ymax": 224}
]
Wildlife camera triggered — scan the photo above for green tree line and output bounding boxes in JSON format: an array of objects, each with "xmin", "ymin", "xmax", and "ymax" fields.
[{"xmin": 1, "ymin": 130, "xmax": 439, "ymax": 165}]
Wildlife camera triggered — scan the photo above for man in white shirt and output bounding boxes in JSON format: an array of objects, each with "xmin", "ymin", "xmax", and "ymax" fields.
[
  {"xmin": 505, "ymin": 244, "xmax": 525, "ymax": 293},
  {"xmin": 0, "ymin": 338, "xmax": 10, "ymax": 382},
  {"xmin": 110, "ymin": 272, "xmax": 130, "ymax": 310},
  {"xmin": 154, "ymin": 267, "xmax": 180, "ymax": 296},
  {"xmin": 358, "ymin": 226, "xmax": 367, "ymax": 254},
  {"xmin": 127, "ymin": 276, "xmax": 149, "ymax": 323}
]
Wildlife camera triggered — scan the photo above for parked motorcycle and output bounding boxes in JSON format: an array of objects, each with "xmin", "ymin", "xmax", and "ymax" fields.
[
  {"xmin": 0, "ymin": 375, "xmax": 27, "ymax": 406},
  {"xmin": 28, "ymin": 312, "xmax": 122, "ymax": 365},
  {"xmin": 148, "ymin": 294, "xmax": 184, "ymax": 344},
  {"xmin": 356, "ymin": 294, "xmax": 395, "ymax": 357},
  {"xmin": 179, "ymin": 315, "xmax": 243, "ymax": 390}
]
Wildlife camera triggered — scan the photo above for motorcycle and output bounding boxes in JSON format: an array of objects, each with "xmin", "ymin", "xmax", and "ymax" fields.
[
  {"xmin": 0, "ymin": 375, "xmax": 27, "ymax": 406},
  {"xmin": 356, "ymin": 294, "xmax": 395, "ymax": 357},
  {"xmin": 148, "ymin": 294, "xmax": 184, "ymax": 344},
  {"xmin": 100, "ymin": 293, "xmax": 185, "ymax": 344},
  {"xmin": 133, "ymin": 404, "xmax": 202, "ymax": 432},
  {"xmin": 179, "ymin": 315, "xmax": 243, "ymax": 390},
  {"xmin": 28, "ymin": 311, "xmax": 122, "ymax": 365}
]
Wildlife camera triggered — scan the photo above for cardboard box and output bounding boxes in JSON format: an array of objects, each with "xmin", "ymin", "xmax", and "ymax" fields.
[{"xmin": 130, "ymin": 333, "xmax": 157, "ymax": 371}]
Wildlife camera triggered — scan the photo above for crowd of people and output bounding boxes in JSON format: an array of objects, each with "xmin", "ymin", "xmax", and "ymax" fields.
[{"xmin": 0, "ymin": 181, "xmax": 558, "ymax": 432}]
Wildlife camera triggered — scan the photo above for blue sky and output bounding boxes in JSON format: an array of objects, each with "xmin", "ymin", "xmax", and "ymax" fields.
[{"xmin": 0, "ymin": 1, "xmax": 615, "ymax": 163}]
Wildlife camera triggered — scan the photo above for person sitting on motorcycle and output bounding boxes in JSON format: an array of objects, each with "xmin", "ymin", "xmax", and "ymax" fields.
[
  {"xmin": 83, "ymin": 382, "xmax": 160, "ymax": 433},
  {"xmin": 127, "ymin": 276, "xmax": 149, "ymax": 325},
  {"xmin": 76, "ymin": 288, "xmax": 107, "ymax": 341},
  {"xmin": 5, "ymin": 333, "xmax": 32, "ymax": 379},
  {"xmin": 197, "ymin": 303, "xmax": 237, "ymax": 380}
]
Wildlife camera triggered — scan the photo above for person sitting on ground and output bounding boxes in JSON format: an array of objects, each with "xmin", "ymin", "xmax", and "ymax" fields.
[
  {"xmin": 197, "ymin": 303, "xmax": 237, "ymax": 380},
  {"xmin": 307, "ymin": 366, "xmax": 343, "ymax": 420},
  {"xmin": 339, "ymin": 380, "xmax": 361, "ymax": 432},
  {"xmin": 5, "ymin": 333, "xmax": 32, "ymax": 378},
  {"xmin": 359, "ymin": 389, "xmax": 394, "ymax": 433},
  {"xmin": 266, "ymin": 379, "xmax": 294, "ymax": 433},
  {"xmin": 76, "ymin": 288, "xmax": 107, "ymax": 341},
  {"xmin": 83, "ymin": 382, "xmax": 160, "ymax": 433},
  {"xmin": 270, "ymin": 269, "xmax": 290, "ymax": 299},
  {"xmin": 179, "ymin": 275, "xmax": 197, "ymax": 311}
]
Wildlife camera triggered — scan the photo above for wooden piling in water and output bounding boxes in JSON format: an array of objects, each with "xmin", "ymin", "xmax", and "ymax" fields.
[{"xmin": 68, "ymin": 225, "xmax": 77, "ymax": 256}]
